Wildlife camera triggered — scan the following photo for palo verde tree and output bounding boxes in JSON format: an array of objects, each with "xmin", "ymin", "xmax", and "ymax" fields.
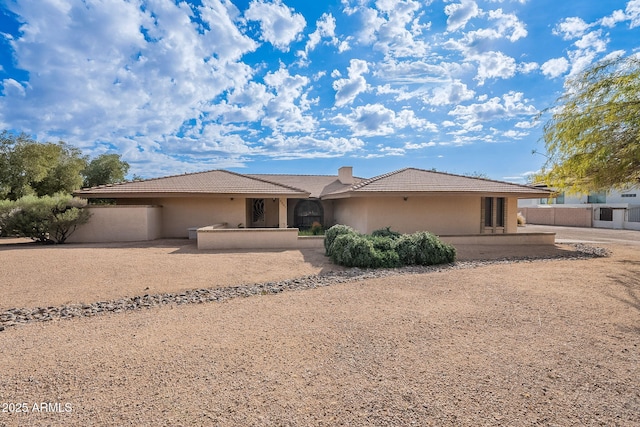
[{"xmin": 537, "ymin": 55, "xmax": 640, "ymax": 193}]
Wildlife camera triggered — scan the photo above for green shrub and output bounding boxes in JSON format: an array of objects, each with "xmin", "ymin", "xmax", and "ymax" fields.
[
  {"xmin": 395, "ymin": 232, "xmax": 456, "ymax": 266},
  {"xmin": 326, "ymin": 224, "xmax": 455, "ymax": 268},
  {"xmin": 324, "ymin": 224, "xmax": 356, "ymax": 254},
  {"xmin": 329, "ymin": 233, "xmax": 400, "ymax": 268},
  {"xmin": 371, "ymin": 226, "xmax": 401, "ymax": 240},
  {"xmin": 0, "ymin": 194, "xmax": 91, "ymax": 243}
]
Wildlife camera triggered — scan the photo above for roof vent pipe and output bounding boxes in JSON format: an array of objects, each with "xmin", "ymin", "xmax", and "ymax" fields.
[{"xmin": 338, "ymin": 166, "xmax": 354, "ymax": 185}]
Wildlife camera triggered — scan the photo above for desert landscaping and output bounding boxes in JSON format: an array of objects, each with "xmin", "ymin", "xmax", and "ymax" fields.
[{"xmin": 0, "ymin": 225, "xmax": 638, "ymax": 426}]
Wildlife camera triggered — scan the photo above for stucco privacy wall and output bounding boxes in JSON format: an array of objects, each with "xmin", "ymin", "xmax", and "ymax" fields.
[
  {"xmin": 333, "ymin": 196, "xmax": 484, "ymax": 235},
  {"xmin": 118, "ymin": 197, "xmax": 247, "ymax": 238},
  {"xmin": 520, "ymin": 207, "xmax": 592, "ymax": 227},
  {"xmin": 67, "ymin": 205, "xmax": 162, "ymax": 243}
]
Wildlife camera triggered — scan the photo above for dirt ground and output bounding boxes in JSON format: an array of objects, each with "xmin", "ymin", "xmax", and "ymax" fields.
[{"xmin": 0, "ymin": 230, "xmax": 638, "ymax": 426}]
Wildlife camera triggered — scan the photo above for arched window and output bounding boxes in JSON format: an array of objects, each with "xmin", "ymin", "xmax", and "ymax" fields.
[{"xmin": 294, "ymin": 199, "xmax": 324, "ymax": 229}]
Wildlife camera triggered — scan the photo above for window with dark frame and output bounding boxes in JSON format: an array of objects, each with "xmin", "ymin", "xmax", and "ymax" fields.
[
  {"xmin": 599, "ymin": 207, "xmax": 613, "ymax": 221},
  {"xmin": 484, "ymin": 197, "xmax": 493, "ymax": 227},
  {"xmin": 484, "ymin": 197, "xmax": 506, "ymax": 229},
  {"xmin": 496, "ymin": 197, "xmax": 505, "ymax": 227}
]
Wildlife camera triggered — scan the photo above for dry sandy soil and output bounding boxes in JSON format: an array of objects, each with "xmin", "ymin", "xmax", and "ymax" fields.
[{"xmin": 0, "ymin": 230, "xmax": 638, "ymax": 426}]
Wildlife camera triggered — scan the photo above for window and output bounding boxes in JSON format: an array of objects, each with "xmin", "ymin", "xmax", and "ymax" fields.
[
  {"xmin": 599, "ymin": 208, "xmax": 613, "ymax": 221},
  {"xmin": 621, "ymin": 193, "xmax": 637, "ymax": 198},
  {"xmin": 555, "ymin": 192, "xmax": 565, "ymax": 204},
  {"xmin": 483, "ymin": 197, "xmax": 506, "ymax": 228},
  {"xmin": 484, "ymin": 197, "xmax": 493, "ymax": 227},
  {"xmin": 496, "ymin": 197, "xmax": 505, "ymax": 227},
  {"xmin": 587, "ymin": 192, "xmax": 606, "ymax": 203}
]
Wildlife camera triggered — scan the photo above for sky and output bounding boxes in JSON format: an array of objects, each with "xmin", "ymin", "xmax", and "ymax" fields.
[{"xmin": 0, "ymin": 0, "xmax": 639, "ymax": 182}]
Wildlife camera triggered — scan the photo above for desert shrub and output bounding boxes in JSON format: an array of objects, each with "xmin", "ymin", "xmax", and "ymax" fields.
[
  {"xmin": 0, "ymin": 199, "xmax": 18, "ymax": 237},
  {"xmin": 395, "ymin": 231, "xmax": 456, "ymax": 266},
  {"xmin": 329, "ymin": 233, "xmax": 400, "ymax": 268},
  {"xmin": 326, "ymin": 224, "xmax": 454, "ymax": 268},
  {"xmin": 371, "ymin": 226, "xmax": 401, "ymax": 240},
  {"xmin": 1, "ymin": 194, "xmax": 91, "ymax": 243},
  {"xmin": 324, "ymin": 224, "xmax": 357, "ymax": 254}
]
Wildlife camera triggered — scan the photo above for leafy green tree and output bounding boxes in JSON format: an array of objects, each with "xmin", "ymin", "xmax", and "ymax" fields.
[
  {"xmin": 0, "ymin": 131, "xmax": 87, "ymax": 199},
  {"xmin": 83, "ymin": 153, "xmax": 130, "ymax": 188},
  {"xmin": 537, "ymin": 55, "xmax": 640, "ymax": 193}
]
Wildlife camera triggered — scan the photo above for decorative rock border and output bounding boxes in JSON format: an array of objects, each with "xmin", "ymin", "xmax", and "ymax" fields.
[{"xmin": 0, "ymin": 244, "xmax": 610, "ymax": 332}]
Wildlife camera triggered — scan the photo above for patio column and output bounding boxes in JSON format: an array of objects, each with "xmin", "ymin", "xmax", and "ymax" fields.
[{"xmin": 278, "ymin": 197, "xmax": 288, "ymax": 228}]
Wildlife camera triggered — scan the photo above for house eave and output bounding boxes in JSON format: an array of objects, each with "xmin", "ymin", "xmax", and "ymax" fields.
[
  {"xmin": 321, "ymin": 190, "xmax": 553, "ymax": 200},
  {"xmin": 74, "ymin": 191, "xmax": 310, "ymax": 199}
]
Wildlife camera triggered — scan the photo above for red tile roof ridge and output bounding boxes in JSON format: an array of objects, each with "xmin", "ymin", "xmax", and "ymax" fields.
[
  {"xmin": 349, "ymin": 168, "xmax": 411, "ymax": 190},
  {"xmin": 225, "ymin": 170, "xmax": 308, "ymax": 193}
]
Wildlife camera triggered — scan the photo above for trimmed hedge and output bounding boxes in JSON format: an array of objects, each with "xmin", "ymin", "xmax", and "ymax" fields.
[{"xmin": 325, "ymin": 225, "xmax": 456, "ymax": 268}]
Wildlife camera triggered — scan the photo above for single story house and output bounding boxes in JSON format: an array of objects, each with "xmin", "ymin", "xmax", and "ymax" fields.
[{"xmin": 70, "ymin": 166, "xmax": 553, "ymax": 248}]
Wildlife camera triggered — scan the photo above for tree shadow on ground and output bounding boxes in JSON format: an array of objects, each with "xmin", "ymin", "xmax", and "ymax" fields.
[{"xmin": 606, "ymin": 272, "xmax": 640, "ymax": 334}]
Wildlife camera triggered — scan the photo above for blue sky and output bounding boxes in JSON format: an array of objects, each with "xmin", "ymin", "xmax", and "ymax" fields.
[{"xmin": 1, "ymin": 0, "xmax": 639, "ymax": 182}]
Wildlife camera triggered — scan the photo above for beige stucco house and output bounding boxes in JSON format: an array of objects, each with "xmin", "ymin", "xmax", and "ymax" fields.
[{"xmin": 71, "ymin": 166, "xmax": 551, "ymax": 247}]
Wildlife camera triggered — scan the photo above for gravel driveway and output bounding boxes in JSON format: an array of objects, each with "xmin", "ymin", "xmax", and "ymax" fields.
[{"xmin": 0, "ymin": 233, "xmax": 638, "ymax": 426}]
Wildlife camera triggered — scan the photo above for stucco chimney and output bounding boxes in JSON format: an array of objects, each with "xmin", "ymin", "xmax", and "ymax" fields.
[{"xmin": 338, "ymin": 166, "xmax": 354, "ymax": 185}]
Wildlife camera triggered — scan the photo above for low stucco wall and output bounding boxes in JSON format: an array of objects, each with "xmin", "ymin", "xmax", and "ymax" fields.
[
  {"xmin": 440, "ymin": 233, "xmax": 556, "ymax": 246},
  {"xmin": 67, "ymin": 205, "xmax": 162, "ymax": 243},
  {"xmin": 520, "ymin": 207, "xmax": 592, "ymax": 227},
  {"xmin": 197, "ymin": 228, "xmax": 324, "ymax": 250},
  {"xmin": 197, "ymin": 228, "xmax": 554, "ymax": 250}
]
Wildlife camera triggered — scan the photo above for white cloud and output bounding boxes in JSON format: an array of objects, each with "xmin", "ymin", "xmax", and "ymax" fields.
[
  {"xmin": 541, "ymin": 57, "xmax": 569, "ymax": 78},
  {"xmin": 261, "ymin": 134, "xmax": 364, "ymax": 158},
  {"xmin": 487, "ymin": 8, "xmax": 527, "ymax": 42},
  {"xmin": 600, "ymin": 9, "xmax": 627, "ymax": 28},
  {"xmin": 574, "ymin": 30, "xmax": 608, "ymax": 53},
  {"xmin": 448, "ymin": 91, "xmax": 537, "ymax": 124},
  {"xmin": 333, "ymin": 59, "xmax": 370, "ymax": 107},
  {"xmin": 473, "ymin": 51, "xmax": 517, "ymax": 85},
  {"xmin": 502, "ymin": 129, "xmax": 528, "ymax": 139},
  {"xmin": 244, "ymin": 0, "xmax": 306, "ymax": 51},
  {"xmin": 627, "ymin": 0, "xmax": 640, "ymax": 28},
  {"xmin": 404, "ymin": 141, "xmax": 436, "ymax": 149},
  {"xmin": 262, "ymin": 65, "xmax": 316, "ymax": 133},
  {"xmin": 396, "ymin": 109, "xmax": 438, "ymax": 132},
  {"xmin": 518, "ymin": 62, "xmax": 539, "ymax": 73},
  {"xmin": 429, "ymin": 80, "xmax": 475, "ymax": 106},
  {"xmin": 372, "ymin": 0, "xmax": 431, "ymax": 58},
  {"xmin": 567, "ymin": 48, "xmax": 597, "ymax": 77},
  {"xmin": 298, "ymin": 13, "xmax": 338, "ymax": 60},
  {"xmin": 444, "ymin": 0, "xmax": 480, "ymax": 32},
  {"xmin": 1, "ymin": 0, "xmax": 258, "ymax": 147},
  {"xmin": 515, "ymin": 120, "xmax": 535, "ymax": 129},
  {"xmin": 333, "ymin": 103, "xmax": 397, "ymax": 136},
  {"xmin": 553, "ymin": 17, "xmax": 590, "ymax": 40},
  {"xmin": 333, "ymin": 103, "xmax": 436, "ymax": 136},
  {"xmin": 1, "ymin": 79, "xmax": 26, "ymax": 97}
]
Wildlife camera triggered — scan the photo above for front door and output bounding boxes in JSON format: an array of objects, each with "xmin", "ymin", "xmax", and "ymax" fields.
[{"xmin": 251, "ymin": 198, "xmax": 266, "ymax": 227}]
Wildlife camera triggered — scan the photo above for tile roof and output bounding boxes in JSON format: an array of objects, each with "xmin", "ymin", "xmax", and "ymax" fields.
[
  {"xmin": 247, "ymin": 174, "xmax": 364, "ymax": 198},
  {"xmin": 322, "ymin": 168, "xmax": 552, "ymax": 198},
  {"xmin": 75, "ymin": 169, "xmax": 309, "ymax": 197},
  {"xmin": 74, "ymin": 167, "xmax": 551, "ymax": 199}
]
